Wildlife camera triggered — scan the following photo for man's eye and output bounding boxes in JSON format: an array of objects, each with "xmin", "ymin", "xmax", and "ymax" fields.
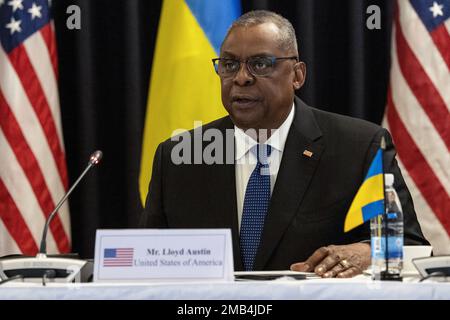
[
  {"xmin": 252, "ymin": 59, "xmax": 271, "ymax": 70},
  {"xmin": 223, "ymin": 61, "xmax": 238, "ymax": 71}
]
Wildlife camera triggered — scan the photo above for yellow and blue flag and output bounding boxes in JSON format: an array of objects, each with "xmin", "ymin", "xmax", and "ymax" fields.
[
  {"xmin": 344, "ymin": 149, "xmax": 385, "ymax": 232},
  {"xmin": 139, "ymin": 0, "xmax": 241, "ymax": 203}
]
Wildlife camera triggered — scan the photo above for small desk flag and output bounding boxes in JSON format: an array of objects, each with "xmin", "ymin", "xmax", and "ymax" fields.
[{"xmin": 344, "ymin": 149, "xmax": 385, "ymax": 232}]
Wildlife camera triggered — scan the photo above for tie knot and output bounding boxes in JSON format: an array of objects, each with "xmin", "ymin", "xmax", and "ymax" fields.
[{"xmin": 250, "ymin": 144, "xmax": 272, "ymax": 164}]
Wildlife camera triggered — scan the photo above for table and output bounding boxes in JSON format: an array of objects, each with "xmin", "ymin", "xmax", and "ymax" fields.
[{"xmin": 1, "ymin": 276, "xmax": 449, "ymax": 300}]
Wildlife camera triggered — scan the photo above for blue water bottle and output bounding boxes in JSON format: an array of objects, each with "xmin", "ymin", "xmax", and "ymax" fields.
[{"xmin": 370, "ymin": 173, "xmax": 403, "ymax": 280}]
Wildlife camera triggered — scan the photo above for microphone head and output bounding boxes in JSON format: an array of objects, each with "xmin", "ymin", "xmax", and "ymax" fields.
[{"xmin": 89, "ymin": 150, "xmax": 103, "ymax": 165}]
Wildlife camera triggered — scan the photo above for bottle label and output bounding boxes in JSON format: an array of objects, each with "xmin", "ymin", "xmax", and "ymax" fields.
[
  {"xmin": 387, "ymin": 212, "xmax": 397, "ymax": 219},
  {"xmin": 371, "ymin": 236, "xmax": 403, "ymax": 259}
]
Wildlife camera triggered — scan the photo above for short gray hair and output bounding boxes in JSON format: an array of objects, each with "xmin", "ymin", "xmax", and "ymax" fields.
[{"xmin": 222, "ymin": 10, "xmax": 298, "ymax": 55}]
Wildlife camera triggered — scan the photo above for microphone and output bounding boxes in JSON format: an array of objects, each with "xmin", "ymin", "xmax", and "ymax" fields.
[
  {"xmin": 0, "ymin": 150, "xmax": 103, "ymax": 284},
  {"xmin": 39, "ymin": 150, "xmax": 103, "ymax": 255}
]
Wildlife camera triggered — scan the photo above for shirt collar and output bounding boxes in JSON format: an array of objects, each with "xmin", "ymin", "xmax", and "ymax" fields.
[{"xmin": 234, "ymin": 103, "xmax": 295, "ymax": 161}]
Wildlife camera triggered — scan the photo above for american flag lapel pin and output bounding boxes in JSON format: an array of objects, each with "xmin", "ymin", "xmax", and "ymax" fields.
[{"xmin": 303, "ymin": 150, "xmax": 313, "ymax": 158}]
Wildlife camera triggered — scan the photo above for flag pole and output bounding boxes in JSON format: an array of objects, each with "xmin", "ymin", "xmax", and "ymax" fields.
[{"xmin": 380, "ymin": 136, "xmax": 389, "ymax": 279}]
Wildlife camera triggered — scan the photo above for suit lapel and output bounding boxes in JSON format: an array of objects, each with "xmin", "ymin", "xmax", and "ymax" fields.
[{"xmin": 253, "ymin": 98, "xmax": 324, "ymax": 270}]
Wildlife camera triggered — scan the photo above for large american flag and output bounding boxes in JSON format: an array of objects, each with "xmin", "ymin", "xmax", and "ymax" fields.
[
  {"xmin": 0, "ymin": 0, "xmax": 71, "ymax": 256},
  {"xmin": 383, "ymin": 0, "xmax": 450, "ymax": 254}
]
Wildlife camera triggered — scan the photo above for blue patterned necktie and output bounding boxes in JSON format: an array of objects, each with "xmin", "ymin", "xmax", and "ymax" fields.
[{"xmin": 240, "ymin": 144, "xmax": 272, "ymax": 271}]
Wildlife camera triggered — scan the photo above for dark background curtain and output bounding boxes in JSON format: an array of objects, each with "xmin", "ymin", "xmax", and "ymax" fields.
[{"xmin": 52, "ymin": 0, "xmax": 394, "ymax": 259}]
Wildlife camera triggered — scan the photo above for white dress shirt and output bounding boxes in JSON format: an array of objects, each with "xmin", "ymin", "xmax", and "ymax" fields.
[{"xmin": 235, "ymin": 104, "xmax": 295, "ymax": 231}]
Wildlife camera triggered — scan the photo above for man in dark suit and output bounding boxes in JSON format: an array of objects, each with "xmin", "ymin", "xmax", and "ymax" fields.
[{"xmin": 140, "ymin": 10, "xmax": 428, "ymax": 277}]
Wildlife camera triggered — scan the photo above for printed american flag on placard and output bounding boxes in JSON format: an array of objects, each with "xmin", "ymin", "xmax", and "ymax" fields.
[
  {"xmin": 383, "ymin": 0, "xmax": 450, "ymax": 254},
  {"xmin": 0, "ymin": 0, "xmax": 71, "ymax": 256},
  {"xmin": 103, "ymin": 248, "xmax": 134, "ymax": 267}
]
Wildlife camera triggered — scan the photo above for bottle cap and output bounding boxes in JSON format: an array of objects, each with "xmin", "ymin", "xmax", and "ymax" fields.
[{"xmin": 385, "ymin": 173, "xmax": 394, "ymax": 187}]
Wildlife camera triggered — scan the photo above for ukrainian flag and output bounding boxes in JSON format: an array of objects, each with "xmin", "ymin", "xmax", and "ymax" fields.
[
  {"xmin": 139, "ymin": 0, "xmax": 241, "ymax": 203},
  {"xmin": 344, "ymin": 149, "xmax": 385, "ymax": 232}
]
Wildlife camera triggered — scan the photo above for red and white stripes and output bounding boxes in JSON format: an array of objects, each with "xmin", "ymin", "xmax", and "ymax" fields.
[
  {"xmin": 383, "ymin": 1, "xmax": 450, "ymax": 254},
  {"xmin": 0, "ymin": 24, "xmax": 71, "ymax": 256}
]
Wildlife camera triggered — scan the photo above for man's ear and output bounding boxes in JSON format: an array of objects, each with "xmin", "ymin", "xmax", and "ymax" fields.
[{"xmin": 293, "ymin": 62, "xmax": 306, "ymax": 90}]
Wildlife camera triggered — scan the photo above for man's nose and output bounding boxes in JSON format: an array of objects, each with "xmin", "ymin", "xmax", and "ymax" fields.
[{"xmin": 233, "ymin": 63, "xmax": 254, "ymax": 86}]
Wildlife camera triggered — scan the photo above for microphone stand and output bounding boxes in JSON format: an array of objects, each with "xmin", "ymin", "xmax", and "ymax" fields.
[
  {"xmin": 0, "ymin": 151, "xmax": 103, "ymax": 284},
  {"xmin": 39, "ymin": 151, "xmax": 102, "ymax": 256}
]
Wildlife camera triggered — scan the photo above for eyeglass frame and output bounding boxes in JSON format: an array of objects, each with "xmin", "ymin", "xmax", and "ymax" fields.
[{"xmin": 211, "ymin": 55, "xmax": 299, "ymax": 78}]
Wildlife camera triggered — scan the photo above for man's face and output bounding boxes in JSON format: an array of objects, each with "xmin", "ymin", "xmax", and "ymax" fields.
[{"xmin": 219, "ymin": 22, "xmax": 306, "ymax": 131}]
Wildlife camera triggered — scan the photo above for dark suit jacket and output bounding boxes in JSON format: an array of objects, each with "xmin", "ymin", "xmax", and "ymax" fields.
[{"xmin": 140, "ymin": 97, "xmax": 429, "ymax": 271}]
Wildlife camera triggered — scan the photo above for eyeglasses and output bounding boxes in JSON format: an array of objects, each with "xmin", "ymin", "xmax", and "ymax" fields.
[{"xmin": 211, "ymin": 56, "xmax": 298, "ymax": 78}]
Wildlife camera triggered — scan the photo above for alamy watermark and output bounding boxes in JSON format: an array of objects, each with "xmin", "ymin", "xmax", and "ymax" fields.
[
  {"xmin": 66, "ymin": 5, "xmax": 81, "ymax": 30},
  {"xmin": 366, "ymin": 5, "xmax": 381, "ymax": 30},
  {"xmin": 62, "ymin": 5, "xmax": 381, "ymax": 31},
  {"xmin": 169, "ymin": 122, "xmax": 279, "ymax": 175}
]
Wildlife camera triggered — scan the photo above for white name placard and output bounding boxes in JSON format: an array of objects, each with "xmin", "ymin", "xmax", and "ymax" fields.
[{"xmin": 93, "ymin": 229, "xmax": 234, "ymax": 282}]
